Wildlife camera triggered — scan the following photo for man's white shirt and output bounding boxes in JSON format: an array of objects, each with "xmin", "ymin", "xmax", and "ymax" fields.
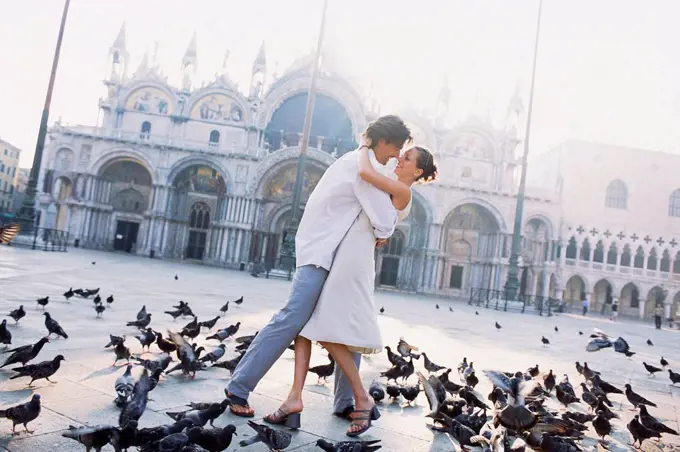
[{"xmin": 295, "ymin": 149, "xmax": 398, "ymax": 270}]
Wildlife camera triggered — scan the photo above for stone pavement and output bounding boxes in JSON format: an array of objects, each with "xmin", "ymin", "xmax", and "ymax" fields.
[{"xmin": 1, "ymin": 247, "xmax": 680, "ymax": 451}]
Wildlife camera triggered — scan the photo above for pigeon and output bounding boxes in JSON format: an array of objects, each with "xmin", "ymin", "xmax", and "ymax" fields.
[
  {"xmin": 369, "ymin": 380, "xmax": 385, "ymax": 403},
  {"xmin": 397, "ymin": 338, "xmax": 419, "ymax": 358},
  {"xmin": 155, "ymin": 432, "xmax": 189, "ymax": 451},
  {"xmin": 148, "ymin": 367, "xmax": 163, "ymax": 392},
  {"xmin": 554, "ymin": 326, "xmax": 559, "ymax": 332},
  {"xmin": 495, "ymin": 321, "xmax": 502, "ymax": 331},
  {"xmin": 309, "ymin": 354, "xmax": 335, "ymax": 383},
  {"xmin": 422, "ymin": 353, "xmax": 445, "ymax": 374},
  {"xmin": 165, "ymin": 330, "xmax": 205, "ymax": 378},
  {"xmin": 104, "ymin": 334, "xmax": 125, "ymax": 349},
  {"xmin": 111, "ymin": 420, "xmax": 138, "ymax": 452},
  {"xmin": 199, "ymin": 316, "xmax": 220, "ymax": 331},
  {"xmin": 0, "ymin": 319, "xmax": 11, "ymax": 346},
  {"xmin": 174, "ymin": 274, "xmax": 179, "ymax": 280},
  {"xmin": 93, "ymin": 294, "xmax": 102, "ymax": 305},
  {"xmin": 63, "ymin": 288, "xmax": 74, "ymax": 301},
  {"xmin": 135, "ymin": 354, "xmax": 173, "ymax": 374},
  {"xmin": 542, "ymin": 369, "xmax": 556, "ymax": 393},
  {"xmin": 643, "ymin": 362, "xmax": 663, "ymax": 377},
  {"xmin": 399, "ymin": 384, "xmax": 421, "ymax": 405},
  {"xmin": 628, "ymin": 414, "xmax": 661, "ymax": 448},
  {"xmin": 113, "ymin": 340, "xmax": 132, "ymax": 366},
  {"xmin": 457, "ymin": 357, "xmax": 468, "ymax": 375},
  {"xmin": 186, "ymin": 424, "xmax": 238, "ymax": 451},
  {"xmin": 625, "ymin": 384, "xmax": 657, "ymax": 408},
  {"xmin": 135, "ymin": 328, "xmax": 156, "ymax": 352},
  {"xmin": 578, "ymin": 330, "xmax": 583, "ymax": 335},
  {"xmin": 86, "ymin": 288, "xmax": 100, "ymax": 296},
  {"xmin": 211, "ymin": 352, "xmax": 244, "ymax": 374},
  {"xmin": 661, "ymin": 357, "xmax": 669, "ymax": 368},
  {"xmin": 555, "ymin": 384, "xmax": 580, "ymax": 408},
  {"xmin": 239, "ymin": 420, "xmax": 292, "ymax": 450},
  {"xmin": 106, "ymin": 295, "xmax": 114, "ymax": 305},
  {"xmin": 36, "ymin": 296, "xmax": 49, "ymax": 309},
  {"xmin": 199, "ymin": 344, "xmax": 226, "ymax": 363},
  {"xmin": 44, "ymin": 312, "xmax": 68, "ymax": 338},
  {"xmin": 379, "ymin": 307, "xmax": 385, "ymax": 314},
  {"xmin": 167, "ymin": 401, "xmax": 230, "ymax": 428},
  {"xmin": 384, "ymin": 346, "xmax": 407, "ymax": 367},
  {"xmin": 206, "ymin": 322, "xmax": 241, "ymax": 342},
  {"xmin": 316, "ymin": 439, "xmax": 382, "ymax": 452},
  {"xmin": 95, "ymin": 303, "xmax": 106, "ymax": 318},
  {"xmin": 219, "ymin": 301, "xmax": 230, "ymax": 315},
  {"xmin": 9, "ymin": 305, "xmax": 25, "ymax": 324},
  {"xmin": 114, "ymin": 364, "xmax": 135, "ymax": 407},
  {"xmin": 137, "ymin": 305, "xmax": 147, "ymax": 321},
  {"xmin": 436, "ymin": 304, "xmax": 440, "ymax": 309},
  {"xmin": 1, "ymin": 337, "xmax": 50, "ymax": 368},
  {"xmin": 165, "ymin": 309, "xmax": 184, "ymax": 321},
  {"xmin": 0, "ymin": 394, "xmax": 41, "ymax": 434},
  {"xmin": 155, "ymin": 332, "xmax": 177, "ymax": 353},
  {"xmin": 62, "ymin": 424, "xmax": 119, "ymax": 451},
  {"xmin": 134, "ymin": 419, "xmax": 194, "ymax": 446},
  {"xmin": 10, "ymin": 355, "xmax": 65, "ymax": 386},
  {"xmin": 647, "ymin": 339, "xmax": 654, "ymax": 346},
  {"xmin": 180, "ymin": 317, "xmax": 201, "ymax": 340},
  {"xmin": 541, "ymin": 336, "xmax": 550, "ymax": 346},
  {"xmin": 669, "ymin": 369, "xmax": 680, "ymax": 385},
  {"xmin": 127, "ymin": 313, "xmax": 152, "ymax": 329},
  {"xmin": 119, "ymin": 368, "xmax": 150, "ymax": 428},
  {"xmin": 483, "ymin": 370, "xmax": 538, "ymax": 431},
  {"xmin": 639, "ymin": 405, "xmax": 679, "ymax": 436},
  {"xmin": 475, "ymin": 310, "xmax": 479, "ymax": 315},
  {"xmin": 580, "ymin": 383, "xmax": 599, "ymax": 412},
  {"xmin": 234, "ymin": 296, "xmax": 244, "ymax": 306},
  {"xmin": 589, "ymin": 374, "xmax": 622, "ymax": 394}
]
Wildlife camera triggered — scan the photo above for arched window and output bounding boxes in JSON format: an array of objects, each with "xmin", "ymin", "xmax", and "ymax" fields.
[
  {"xmin": 620, "ymin": 244, "xmax": 632, "ymax": 267},
  {"xmin": 140, "ymin": 121, "xmax": 151, "ymax": 139},
  {"xmin": 565, "ymin": 236, "xmax": 577, "ymax": 259},
  {"xmin": 383, "ymin": 230, "xmax": 405, "ymax": 256},
  {"xmin": 189, "ymin": 202, "xmax": 211, "ymax": 230},
  {"xmin": 606, "ymin": 243, "xmax": 617, "ymax": 265},
  {"xmin": 669, "ymin": 189, "xmax": 680, "ymax": 217},
  {"xmin": 580, "ymin": 238, "xmax": 591, "ymax": 261},
  {"xmin": 605, "ymin": 180, "xmax": 627, "ymax": 209},
  {"xmin": 660, "ymin": 249, "xmax": 671, "ymax": 272},
  {"xmin": 209, "ymin": 130, "xmax": 220, "ymax": 146},
  {"xmin": 633, "ymin": 246, "xmax": 645, "ymax": 268},
  {"xmin": 593, "ymin": 240, "xmax": 605, "ymax": 263},
  {"xmin": 647, "ymin": 248, "xmax": 658, "ymax": 270}
]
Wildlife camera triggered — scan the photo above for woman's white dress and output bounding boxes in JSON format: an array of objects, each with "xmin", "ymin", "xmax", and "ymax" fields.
[{"xmin": 300, "ymin": 198, "xmax": 411, "ymax": 354}]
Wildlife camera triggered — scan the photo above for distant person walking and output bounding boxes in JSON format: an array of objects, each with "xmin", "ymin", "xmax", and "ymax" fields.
[
  {"xmin": 610, "ymin": 299, "xmax": 618, "ymax": 321},
  {"xmin": 582, "ymin": 296, "xmax": 589, "ymax": 316},
  {"xmin": 654, "ymin": 305, "xmax": 663, "ymax": 329}
]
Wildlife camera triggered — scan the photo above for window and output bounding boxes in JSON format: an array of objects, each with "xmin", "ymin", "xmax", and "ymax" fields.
[
  {"xmin": 630, "ymin": 287, "xmax": 640, "ymax": 308},
  {"xmin": 9, "ymin": 186, "xmax": 13, "ymax": 194},
  {"xmin": 633, "ymin": 246, "xmax": 645, "ymax": 268},
  {"xmin": 566, "ymin": 236, "xmax": 577, "ymax": 259},
  {"xmin": 140, "ymin": 121, "xmax": 151, "ymax": 139},
  {"xmin": 3, "ymin": 181, "xmax": 7, "ymax": 191},
  {"xmin": 209, "ymin": 130, "xmax": 220, "ymax": 146},
  {"xmin": 0, "ymin": 163, "xmax": 4, "ymax": 172},
  {"xmin": 605, "ymin": 180, "xmax": 627, "ymax": 209},
  {"xmin": 606, "ymin": 243, "xmax": 617, "ymax": 265},
  {"xmin": 669, "ymin": 189, "xmax": 680, "ymax": 217},
  {"xmin": 593, "ymin": 240, "xmax": 605, "ymax": 263},
  {"xmin": 620, "ymin": 244, "xmax": 632, "ymax": 266},
  {"xmin": 189, "ymin": 202, "xmax": 211, "ymax": 230},
  {"xmin": 449, "ymin": 265, "xmax": 464, "ymax": 289},
  {"xmin": 12, "ymin": 167, "xmax": 15, "ymax": 176}
]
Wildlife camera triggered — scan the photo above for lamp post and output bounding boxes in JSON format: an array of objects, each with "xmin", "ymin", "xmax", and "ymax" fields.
[
  {"xmin": 279, "ymin": 0, "xmax": 329, "ymax": 270},
  {"xmin": 504, "ymin": 0, "xmax": 543, "ymax": 300},
  {"xmin": 17, "ymin": 0, "xmax": 70, "ymax": 235}
]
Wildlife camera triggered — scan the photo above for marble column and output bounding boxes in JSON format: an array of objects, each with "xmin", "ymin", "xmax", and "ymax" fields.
[
  {"xmin": 664, "ymin": 302, "xmax": 672, "ymax": 319},
  {"xmin": 639, "ymin": 298, "xmax": 647, "ymax": 319}
]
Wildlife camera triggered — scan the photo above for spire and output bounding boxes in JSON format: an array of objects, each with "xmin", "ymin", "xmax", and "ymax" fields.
[
  {"xmin": 182, "ymin": 32, "xmax": 197, "ymax": 69},
  {"xmin": 253, "ymin": 41, "xmax": 266, "ymax": 73},
  {"xmin": 221, "ymin": 49, "xmax": 230, "ymax": 72},
  {"xmin": 112, "ymin": 22, "xmax": 126, "ymax": 51},
  {"xmin": 133, "ymin": 51, "xmax": 149, "ymax": 79}
]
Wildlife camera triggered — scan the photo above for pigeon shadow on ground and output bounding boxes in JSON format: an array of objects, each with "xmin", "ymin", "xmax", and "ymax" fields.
[{"xmin": 80, "ymin": 365, "xmax": 120, "ymax": 381}]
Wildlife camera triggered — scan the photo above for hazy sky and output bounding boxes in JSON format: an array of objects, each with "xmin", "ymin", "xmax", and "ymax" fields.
[{"xmin": 2, "ymin": 0, "xmax": 680, "ymax": 168}]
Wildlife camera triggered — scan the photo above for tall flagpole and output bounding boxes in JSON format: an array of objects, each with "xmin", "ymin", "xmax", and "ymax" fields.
[
  {"xmin": 504, "ymin": 0, "xmax": 543, "ymax": 300},
  {"xmin": 18, "ymin": 0, "xmax": 71, "ymax": 234},
  {"xmin": 279, "ymin": 0, "xmax": 329, "ymax": 270}
]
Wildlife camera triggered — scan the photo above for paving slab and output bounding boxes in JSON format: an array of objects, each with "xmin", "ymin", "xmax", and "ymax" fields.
[{"xmin": 2, "ymin": 247, "xmax": 680, "ymax": 451}]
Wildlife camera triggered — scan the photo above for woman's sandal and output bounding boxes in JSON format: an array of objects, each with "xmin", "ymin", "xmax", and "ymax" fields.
[
  {"xmin": 263, "ymin": 408, "xmax": 302, "ymax": 430},
  {"xmin": 224, "ymin": 390, "xmax": 255, "ymax": 418},
  {"xmin": 346, "ymin": 405, "xmax": 381, "ymax": 437}
]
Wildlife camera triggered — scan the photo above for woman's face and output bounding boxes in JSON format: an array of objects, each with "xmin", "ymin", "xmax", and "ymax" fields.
[{"xmin": 394, "ymin": 148, "xmax": 423, "ymax": 182}]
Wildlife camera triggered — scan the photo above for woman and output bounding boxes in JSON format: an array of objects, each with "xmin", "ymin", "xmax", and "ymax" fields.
[{"xmin": 263, "ymin": 142, "xmax": 438, "ymax": 436}]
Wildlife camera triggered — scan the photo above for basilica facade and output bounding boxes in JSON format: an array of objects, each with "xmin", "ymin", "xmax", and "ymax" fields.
[{"xmin": 36, "ymin": 26, "xmax": 680, "ymax": 319}]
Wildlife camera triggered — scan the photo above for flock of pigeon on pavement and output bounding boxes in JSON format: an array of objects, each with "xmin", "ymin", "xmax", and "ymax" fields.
[{"xmin": 0, "ymin": 267, "xmax": 679, "ymax": 451}]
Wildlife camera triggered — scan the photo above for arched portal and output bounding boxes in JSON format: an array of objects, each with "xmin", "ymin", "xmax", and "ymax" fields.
[
  {"xmin": 563, "ymin": 275, "xmax": 586, "ymax": 303},
  {"xmin": 443, "ymin": 203, "xmax": 501, "ymax": 292},
  {"xmin": 186, "ymin": 202, "xmax": 211, "ymax": 260},
  {"xmin": 379, "ymin": 230, "xmax": 406, "ymax": 287},
  {"xmin": 100, "ymin": 159, "xmax": 154, "ymax": 253},
  {"xmin": 522, "ymin": 218, "xmax": 551, "ymax": 265},
  {"xmin": 593, "ymin": 279, "xmax": 613, "ymax": 313},
  {"xmin": 54, "ymin": 176, "xmax": 72, "ymax": 231},
  {"xmin": 620, "ymin": 282, "xmax": 640, "ymax": 316},
  {"xmin": 265, "ymin": 93, "xmax": 356, "ymax": 155}
]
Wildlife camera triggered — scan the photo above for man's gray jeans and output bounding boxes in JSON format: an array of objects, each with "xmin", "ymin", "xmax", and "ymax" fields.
[{"xmin": 227, "ymin": 265, "xmax": 362, "ymax": 412}]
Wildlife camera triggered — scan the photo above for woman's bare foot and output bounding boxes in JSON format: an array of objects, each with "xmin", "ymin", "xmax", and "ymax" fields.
[{"xmin": 264, "ymin": 397, "xmax": 304, "ymax": 423}]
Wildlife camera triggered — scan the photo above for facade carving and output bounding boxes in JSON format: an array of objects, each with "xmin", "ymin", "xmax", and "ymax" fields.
[{"xmin": 35, "ymin": 25, "xmax": 680, "ymax": 320}]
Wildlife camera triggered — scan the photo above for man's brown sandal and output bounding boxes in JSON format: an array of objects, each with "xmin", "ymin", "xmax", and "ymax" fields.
[{"xmin": 224, "ymin": 389, "xmax": 255, "ymax": 418}]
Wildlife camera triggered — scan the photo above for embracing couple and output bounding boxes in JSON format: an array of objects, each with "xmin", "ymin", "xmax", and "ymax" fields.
[{"xmin": 225, "ymin": 115, "xmax": 438, "ymax": 436}]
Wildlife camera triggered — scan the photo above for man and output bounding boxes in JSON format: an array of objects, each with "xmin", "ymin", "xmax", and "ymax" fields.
[{"xmin": 226, "ymin": 115, "xmax": 412, "ymax": 417}]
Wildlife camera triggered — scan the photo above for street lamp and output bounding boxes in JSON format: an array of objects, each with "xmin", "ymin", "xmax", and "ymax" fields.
[
  {"xmin": 504, "ymin": 0, "xmax": 543, "ymax": 300},
  {"xmin": 17, "ymin": 0, "xmax": 70, "ymax": 235},
  {"xmin": 279, "ymin": 0, "xmax": 329, "ymax": 270}
]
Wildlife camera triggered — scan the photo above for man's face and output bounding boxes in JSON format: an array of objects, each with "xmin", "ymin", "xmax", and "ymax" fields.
[{"xmin": 373, "ymin": 138, "xmax": 402, "ymax": 165}]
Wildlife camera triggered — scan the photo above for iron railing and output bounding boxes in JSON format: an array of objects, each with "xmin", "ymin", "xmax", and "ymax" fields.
[
  {"xmin": 468, "ymin": 287, "xmax": 560, "ymax": 316},
  {"xmin": 9, "ymin": 227, "xmax": 69, "ymax": 252}
]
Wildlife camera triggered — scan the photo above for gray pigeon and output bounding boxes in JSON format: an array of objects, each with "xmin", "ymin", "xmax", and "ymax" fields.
[
  {"xmin": 199, "ymin": 344, "xmax": 226, "ymax": 363},
  {"xmin": 114, "ymin": 364, "xmax": 135, "ymax": 407},
  {"xmin": 316, "ymin": 439, "xmax": 382, "ymax": 451},
  {"xmin": 0, "ymin": 319, "xmax": 11, "ymax": 346},
  {"xmin": 119, "ymin": 368, "xmax": 150, "ymax": 427},
  {"xmin": 154, "ymin": 432, "xmax": 189, "ymax": 451},
  {"xmin": 10, "ymin": 355, "xmax": 65, "ymax": 386},
  {"xmin": 62, "ymin": 424, "xmax": 119, "ymax": 451},
  {"xmin": 1, "ymin": 337, "xmax": 50, "ymax": 368},
  {"xmin": 43, "ymin": 312, "xmax": 68, "ymax": 338},
  {"xmin": 239, "ymin": 420, "xmax": 292, "ymax": 450},
  {"xmin": 0, "ymin": 394, "xmax": 41, "ymax": 434}
]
